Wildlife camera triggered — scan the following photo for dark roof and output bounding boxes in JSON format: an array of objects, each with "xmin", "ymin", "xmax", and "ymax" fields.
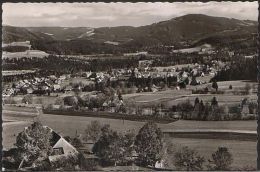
[{"xmin": 50, "ymin": 131, "xmax": 61, "ymax": 147}]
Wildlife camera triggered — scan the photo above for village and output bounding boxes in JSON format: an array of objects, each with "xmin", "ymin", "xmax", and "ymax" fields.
[
  {"xmin": 2, "ymin": 2, "xmax": 259, "ymax": 171},
  {"xmin": 2, "ymin": 39, "xmax": 258, "ymax": 171}
]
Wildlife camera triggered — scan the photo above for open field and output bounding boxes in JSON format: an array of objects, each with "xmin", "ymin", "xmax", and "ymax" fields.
[
  {"xmin": 164, "ymin": 94, "xmax": 257, "ymax": 107},
  {"xmin": 2, "ymin": 50, "xmax": 48, "ymax": 59},
  {"xmin": 3, "ymin": 95, "xmax": 58, "ymax": 105},
  {"xmin": 124, "ymin": 89, "xmax": 193, "ymax": 105},
  {"xmin": 155, "ymin": 64, "xmax": 195, "ymax": 72},
  {"xmin": 123, "ymin": 80, "xmax": 257, "ymax": 107},
  {"xmin": 2, "ymin": 106, "xmax": 257, "ymax": 169},
  {"xmin": 3, "ymin": 108, "xmax": 256, "ymax": 148},
  {"xmin": 2, "ymin": 70, "xmax": 36, "ymax": 76},
  {"xmin": 43, "ymin": 109, "xmax": 177, "ymax": 123},
  {"xmin": 125, "ymin": 90, "xmax": 257, "ymax": 107},
  {"xmin": 171, "ymin": 138, "xmax": 256, "ymax": 169},
  {"xmin": 192, "ymin": 80, "xmax": 258, "ymax": 90}
]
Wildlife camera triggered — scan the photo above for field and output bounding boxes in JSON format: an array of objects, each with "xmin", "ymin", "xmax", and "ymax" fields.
[
  {"xmin": 171, "ymin": 138, "xmax": 256, "ymax": 169},
  {"xmin": 3, "ymin": 107, "xmax": 256, "ymax": 145},
  {"xmin": 2, "ymin": 50, "xmax": 48, "ymax": 59},
  {"xmin": 2, "ymin": 70, "xmax": 36, "ymax": 76},
  {"xmin": 124, "ymin": 80, "xmax": 257, "ymax": 107},
  {"xmin": 2, "ymin": 105, "xmax": 257, "ymax": 169}
]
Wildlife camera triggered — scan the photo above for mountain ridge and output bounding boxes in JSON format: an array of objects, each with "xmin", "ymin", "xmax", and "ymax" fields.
[{"xmin": 3, "ymin": 14, "xmax": 257, "ymax": 54}]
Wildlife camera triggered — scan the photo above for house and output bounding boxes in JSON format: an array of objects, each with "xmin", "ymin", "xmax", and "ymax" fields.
[
  {"xmin": 50, "ymin": 130, "xmax": 78, "ymax": 156},
  {"xmin": 16, "ymin": 126, "xmax": 79, "ymax": 170},
  {"xmin": 53, "ymin": 84, "xmax": 61, "ymax": 91},
  {"xmin": 23, "ymin": 87, "xmax": 34, "ymax": 94},
  {"xmin": 245, "ymin": 54, "xmax": 256, "ymax": 59},
  {"xmin": 64, "ymin": 85, "xmax": 73, "ymax": 92},
  {"xmin": 138, "ymin": 60, "xmax": 153, "ymax": 70},
  {"xmin": 155, "ymin": 160, "xmax": 165, "ymax": 169}
]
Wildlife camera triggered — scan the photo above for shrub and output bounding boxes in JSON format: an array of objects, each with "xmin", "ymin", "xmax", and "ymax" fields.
[
  {"xmin": 71, "ymin": 137, "xmax": 84, "ymax": 148},
  {"xmin": 22, "ymin": 95, "xmax": 33, "ymax": 104},
  {"xmin": 228, "ymin": 105, "xmax": 241, "ymax": 114},
  {"xmin": 244, "ymin": 83, "xmax": 251, "ymax": 95},
  {"xmin": 177, "ymin": 100, "xmax": 194, "ymax": 115},
  {"xmin": 174, "ymin": 146, "xmax": 205, "ymax": 171},
  {"xmin": 208, "ymin": 147, "xmax": 233, "ymax": 170},
  {"xmin": 248, "ymin": 102, "xmax": 257, "ymax": 114}
]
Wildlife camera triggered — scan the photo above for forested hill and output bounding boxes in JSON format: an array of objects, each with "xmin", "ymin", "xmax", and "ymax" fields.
[{"xmin": 3, "ymin": 14, "xmax": 258, "ymax": 54}]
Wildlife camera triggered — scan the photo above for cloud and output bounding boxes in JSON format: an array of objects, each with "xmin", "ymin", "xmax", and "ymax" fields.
[{"xmin": 2, "ymin": 2, "xmax": 258, "ymax": 27}]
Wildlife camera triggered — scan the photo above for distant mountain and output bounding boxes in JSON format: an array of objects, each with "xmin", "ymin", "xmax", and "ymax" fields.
[{"xmin": 3, "ymin": 14, "xmax": 258, "ymax": 54}]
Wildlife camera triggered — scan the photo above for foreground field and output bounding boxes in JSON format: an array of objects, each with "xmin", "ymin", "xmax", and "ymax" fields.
[
  {"xmin": 172, "ymin": 138, "xmax": 256, "ymax": 169},
  {"xmin": 3, "ymin": 107, "xmax": 257, "ymax": 169},
  {"xmin": 3, "ymin": 111, "xmax": 256, "ymax": 147}
]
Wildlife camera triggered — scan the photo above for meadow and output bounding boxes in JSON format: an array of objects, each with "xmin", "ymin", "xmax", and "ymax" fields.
[{"xmin": 2, "ymin": 106, "xmax": 257, "ymax": 169}]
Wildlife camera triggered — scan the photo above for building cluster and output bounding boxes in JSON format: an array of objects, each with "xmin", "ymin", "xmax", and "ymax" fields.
[{"xmin": 3, "ymin": 75, "xmax": 70, "ymax": 97}]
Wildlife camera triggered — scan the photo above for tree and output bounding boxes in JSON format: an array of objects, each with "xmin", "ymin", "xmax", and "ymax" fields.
[
  {"xmin": 71, "ymin": 137, "xmax": 84, "ymax": 149},
  {"xmin": 208, "ymin": 147, "xmax": 233, "ymax": 170},
  {"xmin": 92, "ymin": 125, "xmax": 134, "ymax": 166},
  {"xmin": 190, "ymin": 76, "xmax": 198, "ymax": 86},
  {"xmin": 197, "ymin": 100, "xmax": 205, "ymax": 120},
  {"xmin": 177, "ymin": 100, "xmax": 194, "ymax": 119},
  {"xmin": 118, "ymin": 92, "xmax": 123, "ymax": 101},
  {"xmin": 211, "ymin": 97, "xmax": 218, "ymax": 106},
  {"xmin": 212, "ymin": 80, "xmax": 218, "ymax": 92},
  {"xmin": 134, "ymin": 122, "xmax": 163, "ymax": 167},
  {"xmin": 174, "ymin": 146, "xmax": 205, "ymax": 171},
  {"xmin": 244, "ymin": 83, "xmax": 251, "ymax": 95},
  {"xmin": 84, "ymin": 120, "xmax": 103, "ymax": 142},
  {"xmin": 194, "ymin": 97, "xmax": 200, "ymax": 107},
  {"xmin": 22, "ymin": 95, "xmax": 33, "ymax": 104},
  {"xmin": 15, "ymin": 122, "xmax": 53, "ymax": 166},
  {"xmin": 202, "ymin": 102, "xmax": 210, "ymax": 120},
  {"xmin": 63, "ymin": 96, "xmax": 78, "ymax": 107}
]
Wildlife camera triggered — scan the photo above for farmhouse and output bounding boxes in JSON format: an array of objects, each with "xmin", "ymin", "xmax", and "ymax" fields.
[{"xmin": 16, "ymin": 126, "xmax": 79, "ymax": 170}]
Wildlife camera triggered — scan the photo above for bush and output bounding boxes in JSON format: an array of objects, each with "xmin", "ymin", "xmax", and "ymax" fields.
[
  {"xmin": 244, "ymin": 83, "xmax": 251, "ymax": 95},
  {"xmin": 192, "ymin": 89, "xmax": 207, "ymax": 94},
  {"xmin": 51, "ymin": 153, "xmax": 79, "ymax": 170},
  {"xmin": 177, "ymin": 100, "xmax": 194, "ymax": 119},
  {"xmin": 174, "ymin": 146, "xmax": 205, "ymax": 171},
  {"xmin": 208, "ymin": 147, "xmax": 233, "ymax": 170},
  {"xmin": 71, "ymin": 137, "xmax": 84, "ymax": 148},
  {"xmin": 22, "ymin": 95, "xmax": 33, "ymax": 104},
  {"xmin": 228, "ymin": 105, "xmax": 241, "ymax": 114},
  {"xmin": 79, "ymin": 154, "xmax": 100, "ymax": 171}
]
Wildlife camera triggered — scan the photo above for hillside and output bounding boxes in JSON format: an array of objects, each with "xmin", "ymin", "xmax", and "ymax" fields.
[{"xmin": 2, "ymin": 14, "xmax": 258, "ymax": 54}]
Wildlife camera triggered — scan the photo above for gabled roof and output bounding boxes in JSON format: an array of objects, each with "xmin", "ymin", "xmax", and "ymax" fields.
[{"xmin": 50, "ymin": 130, "xmax": 61, "ymax": 147}]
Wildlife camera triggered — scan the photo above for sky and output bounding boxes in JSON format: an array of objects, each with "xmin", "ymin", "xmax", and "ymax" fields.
[{"xmin": 2, "ymin": 2, "xmax": 258, "ymax": 27}]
